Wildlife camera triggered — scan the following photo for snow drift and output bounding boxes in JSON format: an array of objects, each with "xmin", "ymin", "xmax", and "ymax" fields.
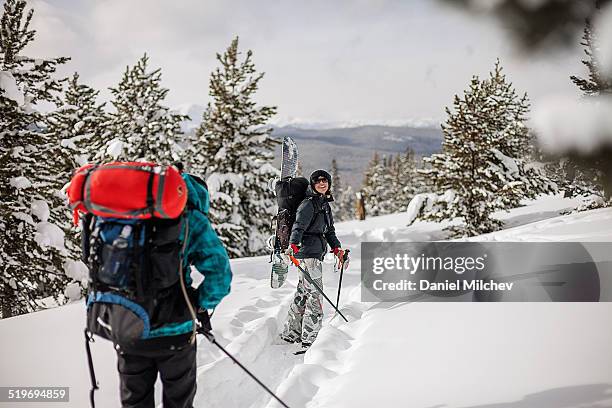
[{"xmin": 1, "ymin": 194, "xmax": 612, "ymax": 408}]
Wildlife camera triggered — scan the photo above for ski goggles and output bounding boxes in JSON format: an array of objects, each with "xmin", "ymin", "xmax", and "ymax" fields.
[{"xmin": 314, "ymin": 177, "xmax": 328, "ymax": 184}]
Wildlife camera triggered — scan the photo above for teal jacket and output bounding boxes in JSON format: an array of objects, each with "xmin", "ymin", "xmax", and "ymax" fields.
[
  {"xmin": 182, "ymin": 174, "xmax": 232, "ymax": 309},
  {"xmin": 149, "ymin": 174, "xmax": 232, "ymax": 338}
]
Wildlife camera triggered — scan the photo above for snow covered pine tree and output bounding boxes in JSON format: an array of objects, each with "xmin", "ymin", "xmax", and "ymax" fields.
[
  {"xmin": 535, "ymin": 18, "xmax": 611, "ymax": 204},
  {"xmin": 100, "ymin": 54, "xmax": 189, "ymax": 163},
  {"xmin": 192, "ymin": 37, "xmax": 278, "ymax": 257},
  {"xmin": 378, "ymin": 148, "xmax": 422, "ymax": 214},
  {"xmin": 337, "ymin": 184, "xmax": 355, "ymax": 221},
  {"xmin": 0, "ymin": 0, "xmax": 72, "ymax": 317},
  {"xmin": 361, "ymin": 149, "xmax": 422, "ymax": 216},
  {"xmin": 560, "ymin": 18, "xmax": 612, "ymax": 205},
  {"xmin": 413, "ymin": 59, "xmax": 555, "ymax": 237},
  {"xmin": 384, "ymin": 148, "xmax": 423, "ymax": 214},
  {"xmin": 330, "ymin": 158, "xmax": 355, "ymax": 221},
  {"xmin": 43, "ymin": 73, "xmax": 110, "ymax": 298},
  {"xmin": 361, "ymin": 152, "xmax": 387, "ymax": 216},
  {"xmin": 46, "ymin": 73, "xmax": 109, "ymax": 172}
]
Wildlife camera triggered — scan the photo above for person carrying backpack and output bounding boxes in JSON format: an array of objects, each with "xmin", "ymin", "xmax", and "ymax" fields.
[
  {"xmin": 117, "ymin": 173, "xmax": 231, "ymax": 408},
  {"xmin": 71, "ymin": 163, "xmax": 232, "ymax": 408},
  {"xmin": 279, "ymin": 169, "xmax": 344, "ymax": 349}
]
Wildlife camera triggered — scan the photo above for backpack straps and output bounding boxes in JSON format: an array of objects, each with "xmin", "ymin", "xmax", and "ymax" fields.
[
  {"xmin": 81, "ymin": 213, "xmax": 93, "ymax": 263},
  {"xmin": 84, "ymin": 329, "xmax": 99, "ymax": 408},
  {"xmin": 73, "ymin": 165, "xmax": 98, "ymax": 225},
  {"xmin": 133, "ymin": 223, "xmax": 147, "ymax": 300},
  {"xmin": 146, "ymin": 169, "xmax": 155, "ymax": 217},
  {"xmin": 87, "ymin": 216, "xmax": 100, "ymax": 293},
  {"xmin": 177, "ymin": 213, "xmax": 198, "ymax": 345}
]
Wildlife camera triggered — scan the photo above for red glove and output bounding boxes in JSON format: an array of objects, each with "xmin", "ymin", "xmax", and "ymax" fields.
[
  {"xmin": 289, "ymin": 243, "xmax": 300, "ymax": 255},
  {"xmin": 332, "ymin": 247, "xmax": 345, "ymax": 260}
]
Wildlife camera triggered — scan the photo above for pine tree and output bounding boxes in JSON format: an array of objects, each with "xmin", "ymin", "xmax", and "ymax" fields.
[
  {"xmin": 330, "ymin": 158, "xmax": 343, "ymax": 220},
  {"xmin": 404, "ymin": 149, "xmax": 426, "ymax": 208},
  {"xmin": 0, "ymin": 0, "xmax": 71, "ymax": 318},
  {"xmin": 43, "ymin": 73, "xmax": 108, "ymax": 286},
  {"xmin": 338, "ymin": 184, "xmax": 355, "ymax": 221},
  {"xmin": 416, "ymin": 60, "xmax": 555, "ymax": 237},
  {"xmin": 330, "ymin": 158, "xmax": 355, "ymax": 221},
  {"xmin": 384, "ymin": 148, "xmax": 422, "ymax": 213},
  {"xmin": 46, "ymin": 73, "xmax": 108, "ymax": 171},
  {"xmin": 100, "ymin": 54, "xmax": 189, "ymax": 164},
  {"xmin": 534, "ymin": 144, "xmax": 599, "ymax": 200},
  {"xmin": 361, "ymin": 152, "xmax": 387, "ymax": 216},
  {"xmin": 561, "ymin": 19, "xmax": 612, "ymax": 204},
  {"xmin": 365, "ymin": 152, "xmax": 418, "ymax": 216},
  {"xmin": 376, "ymin": 154, "xmax": 397, "ymax": 215},
  {"xmin": 570, "ymin": 20, "xmax": 612, "ymax": 96},
  {"xmin": 193, "ymin": 37, "xmax": 278, "ymax": 257}
]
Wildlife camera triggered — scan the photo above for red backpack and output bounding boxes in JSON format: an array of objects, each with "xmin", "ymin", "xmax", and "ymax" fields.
[{"xmin": 67, "ymin": 162, "xmax": 187, "ymax": 224}]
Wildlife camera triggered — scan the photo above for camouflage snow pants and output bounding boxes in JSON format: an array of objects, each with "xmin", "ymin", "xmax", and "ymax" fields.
[{"xmin": 281, "ymin": 258, "xmax": 324, "ymax": 346}]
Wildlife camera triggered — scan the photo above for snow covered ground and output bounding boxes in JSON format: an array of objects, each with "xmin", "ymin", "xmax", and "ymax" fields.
[{"xmin": 2, "ymin": 194, "xmax": 612, "ymax": 408}]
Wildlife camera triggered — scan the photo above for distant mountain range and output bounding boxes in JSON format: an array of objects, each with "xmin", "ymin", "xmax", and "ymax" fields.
[
  {"xmin": 271, "ymin": 125, "xmax": 443, "ymax": 188},
  {"xmin": 175, "ymin": 104, "xmax": 443, "ymax": 189}
]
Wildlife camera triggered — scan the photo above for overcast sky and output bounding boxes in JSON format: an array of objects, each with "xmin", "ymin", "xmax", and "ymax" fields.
[{"xmin": 27, "ymin": 0, "xmax": 585, "ymax": 125}]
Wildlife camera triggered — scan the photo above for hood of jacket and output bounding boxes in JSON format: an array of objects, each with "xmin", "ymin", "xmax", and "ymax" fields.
[{"xmin": 182, "ymin": 173, "xmax": 210, "ymax": 215}]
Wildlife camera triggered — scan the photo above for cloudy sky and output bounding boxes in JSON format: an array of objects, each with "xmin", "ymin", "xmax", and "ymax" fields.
[{"xmin": 27, "ymin": 0, "xmax": 585, "ymax": 125}]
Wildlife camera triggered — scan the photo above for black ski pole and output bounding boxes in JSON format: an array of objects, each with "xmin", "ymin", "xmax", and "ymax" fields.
[
  {"xmin": 198, "ymin": 330, "xmax": 291, "ymax": 408},
  {"xmin": 289, "ymin": 255, "xmax": 349, "ymax": 322},
  {"xmin": 335, "ymin": 249, "xmax": 350, "ymax": 309}
]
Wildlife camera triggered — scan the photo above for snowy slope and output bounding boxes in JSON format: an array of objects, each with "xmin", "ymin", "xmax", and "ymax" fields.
[{"xmin": 1, "ymin": 194, "xmax": 612, "ymax": 408}]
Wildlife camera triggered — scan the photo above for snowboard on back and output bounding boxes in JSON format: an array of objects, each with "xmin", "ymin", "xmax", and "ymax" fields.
[
  {"xmin": 280, "ymin": 136, "xmax": 299, "ymax": 179},
  {"xmin": 269, "ymin": 137, "xmax": 308, "ymax": 289}
]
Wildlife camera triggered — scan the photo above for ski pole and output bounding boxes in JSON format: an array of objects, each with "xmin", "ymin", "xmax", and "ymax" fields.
[
  {"xmin": 288, "ymin": 255, "xmax": 349, "ymax": 323},
  {"xmin": 198, "ymin": 330, "xmax": 291, "ymax": 408},
  {"xmin": 335, "ymin": 249, "xmax": 350, "ymax": 309}
]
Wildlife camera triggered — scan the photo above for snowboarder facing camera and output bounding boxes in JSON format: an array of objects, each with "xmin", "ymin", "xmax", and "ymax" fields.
[{"xmin": 279, "ymin": 169, "xmax": 344, "ymax": 349}]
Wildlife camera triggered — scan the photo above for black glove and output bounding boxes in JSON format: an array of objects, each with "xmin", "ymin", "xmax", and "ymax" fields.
[{"xmin": 196, "ymin": 308, "xmax": 212, "ymax": 334}]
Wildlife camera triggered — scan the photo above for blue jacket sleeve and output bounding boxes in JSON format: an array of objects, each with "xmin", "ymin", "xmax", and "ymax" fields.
[{"xmin": 186, "ymin": 210, "xmax": 232, "ymax": 310}]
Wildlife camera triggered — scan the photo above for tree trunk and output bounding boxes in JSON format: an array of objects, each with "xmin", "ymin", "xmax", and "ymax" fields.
[
  {"xmin": 602, "ymin": 168, "xmax": 612, "ymax": 202},
  {"xmin": 356, "ymin": 193, "xmax": 366, "ymax": 221},
  {"xmin": 596, "ymin": 149, "xmax": 612, "ymax": 202},
  {"xmin": 1, "ymin": 288, "xmax": 13, "ymax": 319}
]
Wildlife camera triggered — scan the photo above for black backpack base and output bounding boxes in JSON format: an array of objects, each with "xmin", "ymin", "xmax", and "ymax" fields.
[{"xmin": 82, "ymin": 213, "xmax": 197, "ymax": 350}]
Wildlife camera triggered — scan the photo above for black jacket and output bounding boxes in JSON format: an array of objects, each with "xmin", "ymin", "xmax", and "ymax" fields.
[{"xmin": 289, "ymin": 187, "xmax": 341, "ymax": 260}]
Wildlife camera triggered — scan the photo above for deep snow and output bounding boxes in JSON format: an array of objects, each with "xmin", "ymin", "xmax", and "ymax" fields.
[{"xmin": 1, "ymin": 194, "xmax": 612, "ymax": 408}]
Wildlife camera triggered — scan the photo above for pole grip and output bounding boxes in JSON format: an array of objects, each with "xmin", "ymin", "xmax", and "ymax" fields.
[{"xmin": 289, "ymin": 255, "xmax": 300, "ymax": 266}]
